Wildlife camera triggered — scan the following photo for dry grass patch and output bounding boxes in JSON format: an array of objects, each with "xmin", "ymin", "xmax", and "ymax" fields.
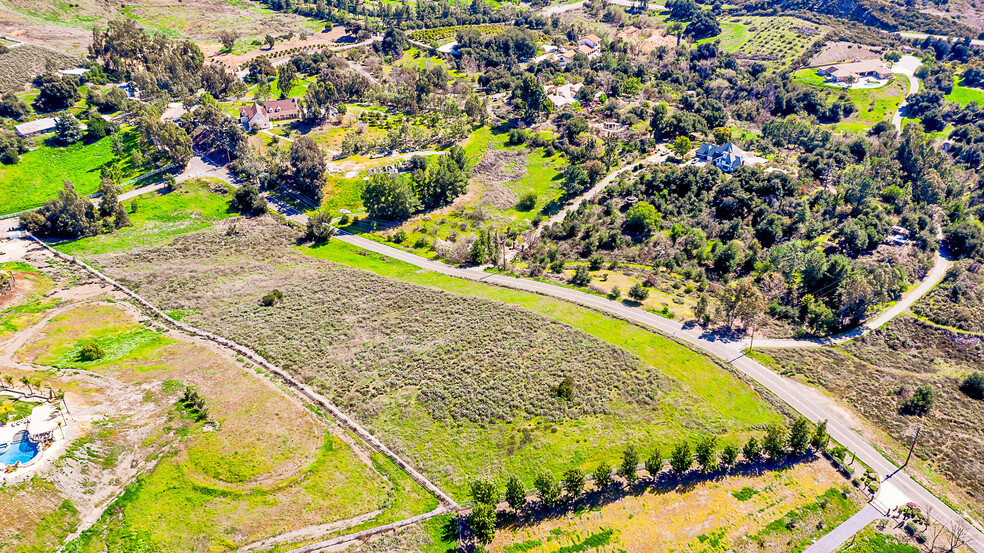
[{"xmin": 492, "ymin": 459, "xmax": 860, "ymax": 553}]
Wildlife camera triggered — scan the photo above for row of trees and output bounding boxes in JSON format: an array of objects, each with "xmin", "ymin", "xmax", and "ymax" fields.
[
  {"xmin": 21, "ymin": 181, "xmax": 131, "ymax": 239},
  {"xmin": 466, "ymin": 417, "xmax": 830, "ymax": 545}
]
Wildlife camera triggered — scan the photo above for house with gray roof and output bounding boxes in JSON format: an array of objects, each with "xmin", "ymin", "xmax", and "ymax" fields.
[{"xmin": 695, "ymin": 142, "xmax": 765, "ymax": 172}]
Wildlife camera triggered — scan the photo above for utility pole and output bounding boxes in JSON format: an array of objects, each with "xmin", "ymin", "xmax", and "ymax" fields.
[
  {"xmin": 903, "ymin": 425, "xmax": 922, "ymax": 468},
  {"xmin": 748, "ymin": 320, "xmax": 756, "ymax": 353}
]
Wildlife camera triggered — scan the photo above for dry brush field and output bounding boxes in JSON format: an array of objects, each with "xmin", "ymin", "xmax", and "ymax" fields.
[{"xmin": 85, "ymin": 216, "xmax": 784, "ymax": 498}]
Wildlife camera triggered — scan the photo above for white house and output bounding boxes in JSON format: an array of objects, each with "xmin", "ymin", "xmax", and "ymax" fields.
[
  {"xmin": 239, "ymin": 103, "xmax": 272, "ymax": 131},
  {"xmin": 545, "ymin": 83, "xmax": 583, "ymax": 109},
  {"xmin": 14, "ymin": 117, "xmax": 59, "ymax": 138},
  {"xmin": 579, "ymin": 34, "xmax": 601, "ymax": 50},
  {"xmin": 695, "ymin": 142, "xmax": 765, "ymax": 172}
]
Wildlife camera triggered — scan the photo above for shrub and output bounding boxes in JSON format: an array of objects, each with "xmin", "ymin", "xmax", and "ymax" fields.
[
  {"xmin": 901, "ymin": 385, "xmax": 935, "ymax": 415},
  {"xmin": 961, "ymin": 371, "xmax": 984, "ymax": 400},
  {"xmin": 571, "ymin": 265, "xmax": 591, "ymax": 286},
  {"xmin": 306, "ymin": 211, "xmax": 336, "ymax": 244},
  {"xmin": 261, "ymin": 289, "xmax": 284, "ymax": 306},
  {"xmin": 78, "ymin": 341, "xmax": 104, "ymax": 362},
  {"xmin": 589, "ymin": 254, "xmax": 605, "ymax": 271},
  {"xmin": 550, "ymin": 259, "xmax": 565, "ymax": 273},
  {"xmin": 394, "ymin": 229, "xmax": 408, "ymax": 243},
  {"xmin": 414, "ymin": 236, "xmax": 429, "ymax": 249},
  {"xmin": 628, "ymin": 283, "xmax": 649, "ymax": 302},
  {"xmin": 508, "ymin": 128, "xmax": 528, "ymax": 145},
  {"xmin": 556, "ymin": 375, "xmax": 575, "ymax": 401},
  {"xmin": 608, "ymin": 286, "xmax": 621, "ymax": 300},
  {"xmin": 517, "ymin": 191, "xmax": 537, "ymax": 211}
]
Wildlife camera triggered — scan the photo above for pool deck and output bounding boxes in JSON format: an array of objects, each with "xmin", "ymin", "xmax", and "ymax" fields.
[{"xmin": 0, "ymin": 394, "xmax": 72, "ymax": 483}]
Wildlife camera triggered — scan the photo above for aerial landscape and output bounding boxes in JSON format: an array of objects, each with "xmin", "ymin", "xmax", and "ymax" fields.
[{"xmin": 0, "ymin": 0, "xmax": 983, "ymax": 550}]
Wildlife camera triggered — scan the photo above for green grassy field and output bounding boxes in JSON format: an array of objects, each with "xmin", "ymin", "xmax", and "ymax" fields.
[
  {"xmin": 946, "ymin": 77, "xmax": 984, "ymax": 107},
  {"xmin": 320, "ymin": 174, "xmax": 366, "ymax": 215},
  {"xmin": 0, "ymin": 129, "xmax": 139, "ymax": 216},
  {"xmin": 57, "ymin": 179, "xmax": 237, "ymax": 258}
]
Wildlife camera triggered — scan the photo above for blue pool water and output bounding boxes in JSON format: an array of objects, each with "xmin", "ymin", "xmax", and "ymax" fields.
[{"xmin": 0, "ymin": 432, "xmax": 39, "ymax": 466}]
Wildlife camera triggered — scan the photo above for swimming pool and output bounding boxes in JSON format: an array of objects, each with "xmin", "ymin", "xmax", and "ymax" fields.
[{"xmin": 0, "ymin": 431, "xmax": 39, "ymax": 466}]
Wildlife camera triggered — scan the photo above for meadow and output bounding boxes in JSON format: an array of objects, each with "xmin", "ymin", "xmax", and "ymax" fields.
[
  {"xmin": 57, "ymin": 179, "xmax": 237, "ymax": 258},
  {"xmin": 945, "ymin": 76, "xmax": 984, "ymax": 107},
  {"xmin": 81, "ymin": 216, "xmax": 782, "ymax": 500},
  {"xmin": 12, "ymin": 301, "xmax": 423, "ymax": 552},
  {"xmin": 0, "ymin": 129, "xmax": 139, "ymax": 216}
]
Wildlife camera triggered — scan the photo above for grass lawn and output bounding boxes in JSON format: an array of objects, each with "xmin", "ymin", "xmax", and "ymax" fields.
[
  {"xmin": 945, "ymin": 77, "xmax": 984, "ymax": 107},
  {"xmin": 302, "ymin": 238, "xmax": 783, "ymax": 497},
  {"xmin": 0, "ymin": 129, "xmax": 139, "ymax": 216},
  {"xmin": 320, "ymin": 174, "xmax": 366, "ymax": 215},
  {"xmin": 57, "ymin": 179, "xmax": 237, "ymax": 258},
  {"xmin": 792, "ymin": 69, "xmax": 908, "ymax": 133}
]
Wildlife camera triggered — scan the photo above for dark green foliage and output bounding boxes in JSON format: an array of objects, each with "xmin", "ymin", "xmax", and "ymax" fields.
[
  {"xmin": 232, "ymin": 183, "xmax": 268, "ymax": 215},
  {"xmin": 0, "ymin": 130, "xmax": 23, "ymax": 164},
  {"xmin": 290, "ymin": 136, "xmax": 327, "ymax": 202},
  {"xmin": 627, "ymin": 283, "xmax": 649, "ymax": 302},
  {"xmin": 901, "ymin": 385, "xmax": 936, "ymax": 415},
  {"xmin": 720, "ymin": 443, "xmax": 740, "ymax": 468},
  {"xmin": 619, "ymin": 444, "xmax": 640, "ymax": 485},
  {"xmin": 645, "ymin": 447, "xmax": 663, "ymax": 478},
  {"xmin": 811, "ymin": 420, "xmax": 830, "ymax": 451},
  {"xmin": 669, "ymin": 441, "xmax": 693, "ymax": 475},
  {"xmin": 504, "ymin": 474, "xmax": 526, "ymax": 511},
  {"xmin": 571, "ymin": 265, "xmax": 591, "ymax": 286},
  {"xmin": 55, "ymin": 114, "xmax": 85, "ymax": 145},
  {"xmin": 562, "ymin": 467, "xmax": 585, "ymax": 500},
  {"xmin": 962, "ymin": 372, "xmax": 984, "ymax": 400},
  {"xmin": 694, "ymin": 435, "xmax": 718, "ymax": 473},
  {"xmin": 260, "ymin": 289, "xmax": 284, "ymax": 307},
  {"xmin": 469, "ymin": 503, "xmax": 497, "ymax": 545},
  {"xmin": 556, "ymin": 375, "xmax": 575, "ymax": 402},
  {"xmin": 625, "ymin": 201, "xmax": 660, "ymax": 235},
  {"xmin": 789, "ymin": 416, "xmax": 812, "ymax": 456},
  {"xmin": 362, "ymin": 174, "xmax": 421, "ymax": 221},
  {"xmin": 684, "ymin": 10, "xmax": 720, "ymax": 39},
  {"xmin": 180, "ymin": 386, "xmax": 209, "ymax": 421},
  {"xmin": 470, "ymin": 478, "xmax": 499, "ymax": 506},
  {"xmin": 78, "ymin": 341, "xmax": 105, "ymax": 362},
  {"xmin": 508, "ymin": 128, "xmax": 528, "ymax": 145},
  {"xmin": 588, "ymin": 254, "xmax": 605, "ymax": 271},
  {"xmin": 23, "ymin": 182, "xmax": 98, "ymax": 239},
  {"xmin": 533, "ymin": 472, "xmax": 561, "ymax": 508},
  {"xmin": 763, "ymin": 423, "xmax": 788, "ymax": 463},
  {"xmin": 0, "ymin": 92, "xmax": 29, "ymax": 120},
  {"xmin": 517, "ymin": 191, "xmax": 537, "ymax": 211},
  {"xmin": 307, "ymin": 212, "xmax": 337, "ymax": 244},
  {"xmin": 593, "ymin": 461, "xmax": 612, "ymax": 491},
  {"xmin": 33, "ymin": 73, "xmax": 81, "ymax": 113}
]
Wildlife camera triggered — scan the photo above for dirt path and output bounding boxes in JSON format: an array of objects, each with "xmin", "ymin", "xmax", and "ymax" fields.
[{"xmin": 239, "ymin": 509, "xmax": 384, "ymax": 552}]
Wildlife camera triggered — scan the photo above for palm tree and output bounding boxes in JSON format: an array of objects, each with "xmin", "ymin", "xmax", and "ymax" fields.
[
  {"xmin": 2, "ymin": 375, "xmax": 12, "ymax": 389},
  {"xmin": 0, "ymin": 375, "xmax": 6, "ymax": 389},
  {"xmin": 30, "ymin": 377, "xmax": 42, "ymax": 394},
  {"xmin": 20, "ymin": 376, "xmax": 32, "ymax": 394},
  {"xmin": 55, "ymin": 389, "xmax": 70, "ymax": 415}
]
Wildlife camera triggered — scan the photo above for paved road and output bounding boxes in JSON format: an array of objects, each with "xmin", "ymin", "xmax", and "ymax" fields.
[
  {"xmin": 804, "ymin": 504, "xmax": 886, "ymax": 553},
  {"xmin": 890, "ymin": 55, "xmax": 922, "ymax": 133},
  {"xmin": 891, "ymin": 30, "xmax": 984, "ymax": 46}
]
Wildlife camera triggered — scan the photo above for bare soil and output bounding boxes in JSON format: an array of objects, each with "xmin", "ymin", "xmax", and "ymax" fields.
[{"xmin": 807, "ymin": 41, "xmax": 884, "ymax": 67}]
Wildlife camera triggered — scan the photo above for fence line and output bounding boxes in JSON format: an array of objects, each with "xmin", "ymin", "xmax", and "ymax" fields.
[
  {"xmin": 24, "ymin": 234, "xmax": 459, "ymax": 512},
  {"xmin": 285, "ymin": 506, "xmax": 453, "ymax": 553}
]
